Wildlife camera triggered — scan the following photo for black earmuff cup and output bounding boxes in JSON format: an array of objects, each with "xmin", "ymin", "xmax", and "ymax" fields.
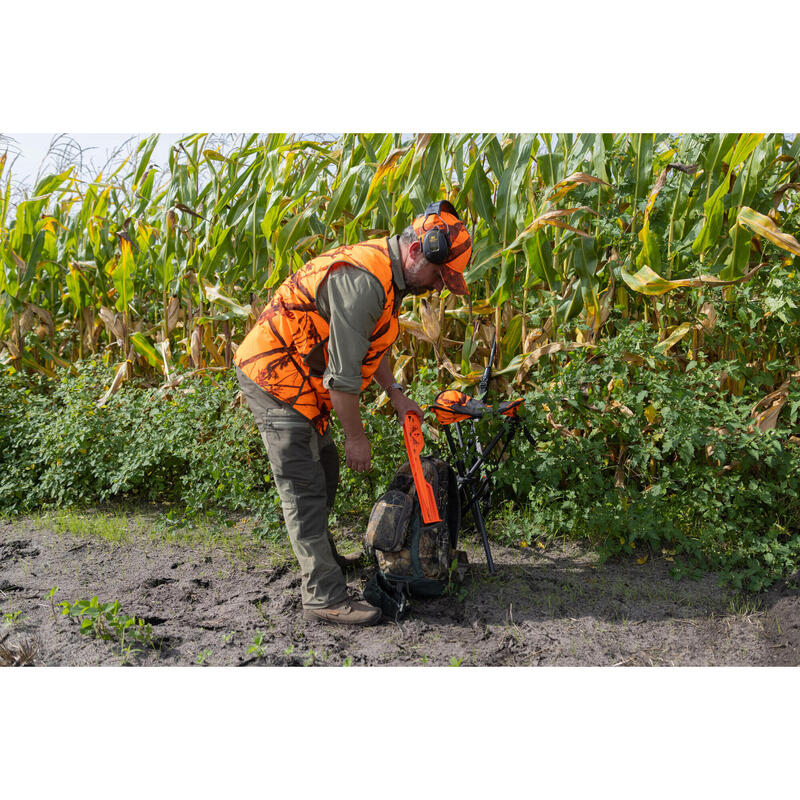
[{"xmin": 422, "ymin": 227, "xmax": 451, "ymax": 264}]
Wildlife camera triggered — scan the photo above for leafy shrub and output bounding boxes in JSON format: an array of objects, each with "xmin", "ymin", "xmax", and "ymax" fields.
[
  {"xmin": 489, "ymin": 321, "xmax": 800, "ymax": 591},
  {"xmin": 0, "ymin": 360, "xmax": 283, "ymax": 531}
]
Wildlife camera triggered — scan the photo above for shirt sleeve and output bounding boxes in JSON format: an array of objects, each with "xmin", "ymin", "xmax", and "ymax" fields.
[{"xmin": 320, "ymin": 266, "xmax": 386, "ymax": 395}]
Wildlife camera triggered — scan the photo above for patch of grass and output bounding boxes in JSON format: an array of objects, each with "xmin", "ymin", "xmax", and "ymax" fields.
[
  {"xmin": 727, "ymin": 594, "xmax": 764, "ymax": 617},
  {"xmin": 38, "ymin": 508, "xmax": 131, "ymax": 544}
]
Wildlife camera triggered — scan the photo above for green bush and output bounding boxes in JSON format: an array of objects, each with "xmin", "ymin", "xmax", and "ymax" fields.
[
  {"xmin": 4, "ymin": 323, "xmax": 800, "ymax": 592},
  {"xmin": 0, "ymin": 361, "xmax": 282, "ymax": 530},
  {"xmin": 489, "ymin": 321, "xmax": 800, "ymax": 591}
]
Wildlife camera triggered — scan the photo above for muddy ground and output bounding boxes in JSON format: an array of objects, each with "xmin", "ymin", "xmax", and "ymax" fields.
[{"xmin": 1, "ymin": 512, "xmax": 799, "ymax": 667}]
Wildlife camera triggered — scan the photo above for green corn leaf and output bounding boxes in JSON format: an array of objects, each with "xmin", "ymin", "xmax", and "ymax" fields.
[
  {"xmin": 129, "ymin": 332, "xmax": 162, "ymax": 369},
  {"xmin": 133, "ymin": 135, "xmax": 160, "ymax": 188},
  {"xmin": 111, "ymin": 240, "xmax": 135, "ymax": 312}
]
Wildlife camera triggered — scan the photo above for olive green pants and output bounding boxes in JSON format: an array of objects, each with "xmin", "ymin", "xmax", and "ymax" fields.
[{"xmin": 236, "ymin": 367, "xmax": 347, "ymax": 608}]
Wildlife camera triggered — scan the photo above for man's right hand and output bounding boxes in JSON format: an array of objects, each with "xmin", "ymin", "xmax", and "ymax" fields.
[{"xmin": 345, "ymin": 432, "xmax": 371, "ymax": 472}]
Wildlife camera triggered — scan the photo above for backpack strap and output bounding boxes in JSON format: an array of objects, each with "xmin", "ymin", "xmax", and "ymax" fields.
[{"xmin": 408, "ymin": 506, "xmax": 425, "ymax": 580}]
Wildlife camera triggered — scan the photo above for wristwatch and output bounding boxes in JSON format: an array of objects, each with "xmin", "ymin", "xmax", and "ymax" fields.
[{"xmin": 384, "ymin": 382, "xmax": 404, "ymax": 393}]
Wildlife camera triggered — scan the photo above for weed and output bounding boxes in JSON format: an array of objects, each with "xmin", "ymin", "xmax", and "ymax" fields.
[
  {"xmin": 283, "ymin": 644, "xmax": 295, "ymax": 656},
  {"xmin": 419, "ymin": 654, "xmax": 429, "ymax": 665},
  {"xmin": 446, "ymin": 556, "xmax": 468, "ymax": 602},
  {"xmin": 343, "ymin": 656, "xmax": 353, "ymax": 667},
  {"xmin": 221, "ymin": 631, "xmax": 235, "ymax": 644},
  {"xmin": 248, "ymin": 632, "xmax": 267, "ymax": 658},
  {"xmin": 303, "ymin": 648, "xmax": 317, "ymax": 666},
  {"xmin": 59, "ymin": 596, "xmax": 154, "ymax": 663},
  {"xmin": 44, "ymin": 509, "xmax": 129, "ymax": 544},
  {"xmin": 0, "ymin": 639, "xmax": 38, "ymax": 666},
  {"xmin": 727, "ymin": 594, "xmax": 764, "ymax": 617},
  {"xmin": 2, "ymin": 610, "xmax": 24, "ymax": 625},
  {"xmin": 46, "ymin": 586, "xmax": 59, "ymax": 620},
  {"xmin": 449, "ymin": 656, "xmax": 463, "ymax": 666},
  {"xmin": 196, "ymin": 649, "xmax": 212, "ymax": 665}
]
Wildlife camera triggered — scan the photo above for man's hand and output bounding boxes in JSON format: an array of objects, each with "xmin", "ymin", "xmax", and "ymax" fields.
[
  {"xmin": 344, "ymin": 431, "xmax": 371, "ymax": 472},
  {"xmin": 390, "ymin": 390, "xmax": 424, "ymax": 423}
]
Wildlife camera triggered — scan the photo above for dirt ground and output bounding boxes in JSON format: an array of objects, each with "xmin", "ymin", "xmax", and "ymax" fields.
[{"xmin": 1, "ymin": 512, "xmax": 799, "ymax": 667}]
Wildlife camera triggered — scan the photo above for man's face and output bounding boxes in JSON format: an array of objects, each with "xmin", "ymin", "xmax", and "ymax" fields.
[{"xmin": 404, "ymin": 253, "xmax": 444, "ymax": 296}]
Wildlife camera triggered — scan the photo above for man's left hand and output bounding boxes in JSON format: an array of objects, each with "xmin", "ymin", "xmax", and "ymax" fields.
[{"xmin": 390, "ymin": 391, "xmax": 424, "ymax": 422}]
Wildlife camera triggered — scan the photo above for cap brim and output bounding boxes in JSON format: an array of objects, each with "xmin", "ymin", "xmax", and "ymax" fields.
[{"xmin": 441, "ymin": 265, "xmax": 469, "ymax": 296}]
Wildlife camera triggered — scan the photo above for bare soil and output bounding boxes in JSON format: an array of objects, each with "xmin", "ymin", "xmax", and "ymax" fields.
[{"xmin": 1, "ymin": 513, "xmax": 799, "ymax": 667}]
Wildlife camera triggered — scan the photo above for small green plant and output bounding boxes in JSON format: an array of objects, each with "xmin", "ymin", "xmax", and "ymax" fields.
[
  {"xmin": 343, "ymin": 656, "xmax": 353, "ymax": 666},
  {"xmin": 248, "ymin": 632, "xmax": 267, "ymax": 658},
  {"xmin": 449, "ymin": 656, "xmax": 463, "ymax": 667},
  {"xmin": 419, "ymin": 654, "xmax": 429, "ymax": 665},
  {"xmin": 446, "ymin": 556, "xmax": 468, "ymax": 602},
  {"xmin": 221, "ymin": 631, "xmax": 235, "ymax": 644},
  {"xmin": 59, "ymin": 596, "xmax": 153, "ymax": 663},
  {"xmin": 47, "ymin": 586, "xmax": 59, "ymax": 619},
  {"xmin": 283, "ymin": 644, "xmax": 295, "ymax": 656},
  {"xmin": 2, "ymin": 609, "xmax": 24, "ymax": 625},
  {"xmin": 196, "ymin": 649, "xmax": 212, "ymax": 665}
]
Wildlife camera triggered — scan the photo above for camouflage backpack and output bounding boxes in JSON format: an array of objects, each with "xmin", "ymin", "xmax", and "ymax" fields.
[{"xmin": 363, "ymin": 456, "xmax": 467, "ymax": 620}]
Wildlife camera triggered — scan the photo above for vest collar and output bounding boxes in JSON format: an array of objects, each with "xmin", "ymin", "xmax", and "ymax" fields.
[{"xmin": 387, "ymin": 235, "xmax": 407, "ymax": 310}]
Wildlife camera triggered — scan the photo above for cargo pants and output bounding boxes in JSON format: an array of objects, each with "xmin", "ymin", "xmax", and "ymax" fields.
[{"xmin": 236, "ymin": 367, "xmax": 348, "ymax": 609}]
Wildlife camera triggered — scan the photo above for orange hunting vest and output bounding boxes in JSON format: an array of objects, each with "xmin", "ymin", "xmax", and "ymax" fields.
[{"xmin": 234, "ymin": 239, "xmax": 400, "ymax": 434}]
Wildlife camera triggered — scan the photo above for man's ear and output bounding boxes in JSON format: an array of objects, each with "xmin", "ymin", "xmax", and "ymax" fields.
[{"xmin": 407, "ymin": 240, "xmax": 422, "ymax": 262}]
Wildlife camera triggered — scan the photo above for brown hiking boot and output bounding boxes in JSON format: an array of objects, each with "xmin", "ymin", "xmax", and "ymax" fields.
[{"xmin": 302, "ymin": 599, "xmax": 382, "ymax": 626}]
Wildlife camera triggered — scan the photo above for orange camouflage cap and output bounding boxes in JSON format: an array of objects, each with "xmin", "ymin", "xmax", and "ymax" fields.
[{"xmin": 411, "ymin": 200, "xmax": 472, "ymax": 296}]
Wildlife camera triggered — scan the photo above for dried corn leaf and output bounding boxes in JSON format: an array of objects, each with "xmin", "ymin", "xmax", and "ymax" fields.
[
  {"xmin": 190, "ymin": 325, "xmax": 203, "ymax": 368},
  {"xmin": 27, "ymin": 304, "xmax": 55, "ymax": 339},
  {"xmin": 201, "ymin": 326, "xmax": 226, "ymax": 368},
  {"xmin": 97, "ymin": 360, "xmax": 129, "ymax": 407},
  {"xmin": 98, "ymin": 307, "xmax": 124, "ymax": 342},
  {"xmin": 750, "ymin": 371, "xmax": 800, "ymax": 431},
  {"xmin": 737, "ymin": 206, "xmax": 800, "ymax": 257},
  {"xmin": 419, "ymin": 299, "xmax": 441, "ymax": 344},
  {"xmin": 621, "ymin": 261, "xmax": 769, "ymax": 296},
  {"xmin": 203, "ymin": 283, "xmax": 252, "ymax": 318},
  {"xmin": 655, "ymin": 322, "xmax": 692, "ymax": 353},
  {"xmin": 505, "ymin": 207, "xmax": 597, "ymax": 251},
  {"xmin": 166, "ymin": 295, "xmax": 181, "ymax": 334},
  {"xmin": 699, "ymin": 303, "xmax": 718, "ymax": 333},
  {"xmin": 158, "ymin": 340, "xmax": 173, "ymax": 381},
  {"xmin": 547, "ymin": 172, "xmax": 611, "ymax": 203}
]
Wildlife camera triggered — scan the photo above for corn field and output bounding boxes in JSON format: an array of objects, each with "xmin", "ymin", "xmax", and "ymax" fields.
[{"xmin": 2, "ymin": 133, "xmax": 799, "ymax": 411}]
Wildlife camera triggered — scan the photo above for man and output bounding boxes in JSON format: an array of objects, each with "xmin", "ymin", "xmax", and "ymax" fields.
[{"xmin": 234, "ymin": 200, "xmax": 472, "ymax": 626}]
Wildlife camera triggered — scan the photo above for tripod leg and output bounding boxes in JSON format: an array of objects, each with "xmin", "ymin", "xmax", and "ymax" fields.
[{"xmin": 467, "ymin": 486, "xmax": 495, "ymax": 574}]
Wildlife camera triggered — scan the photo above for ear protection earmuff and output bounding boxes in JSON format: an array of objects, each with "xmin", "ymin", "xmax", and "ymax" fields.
[{"xmin": 420, "ymin": 200, "xmax": 462, "ymax": 265}]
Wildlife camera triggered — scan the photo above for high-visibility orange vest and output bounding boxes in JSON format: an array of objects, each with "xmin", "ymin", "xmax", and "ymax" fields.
[{"xmin": 234, "ymin": 239, "xmax": 400, "ymax": 434}]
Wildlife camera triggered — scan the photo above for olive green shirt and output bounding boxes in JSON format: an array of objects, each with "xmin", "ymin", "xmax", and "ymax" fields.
[{"xmin": 317, "ymin": 236, "xmax": 407, "ymax": 395}]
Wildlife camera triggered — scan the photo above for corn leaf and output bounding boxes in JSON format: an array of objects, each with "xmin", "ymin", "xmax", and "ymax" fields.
[
  {"xmin": 654, "ymin": 322, "xmax": 692, "ymax": 353},
  {"xmin": 130, "ymin": 332, "xmax": 162, "ymax": 368},
  {"xmin": 737, "ymin": 206, "xmax": 800, "ymax": 257}
]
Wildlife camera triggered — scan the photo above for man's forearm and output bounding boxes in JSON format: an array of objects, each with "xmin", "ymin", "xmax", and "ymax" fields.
[
  {"xmin": 372, "ymin": 355, "xmax": 396, "ymax": 391},
  {"xmin": 330, "ymin": 389, "xmax": 364, "ymax": 439},
  {"xmin": 330, "ymin": 388, "xmax": 371, "ymax": 472}
]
